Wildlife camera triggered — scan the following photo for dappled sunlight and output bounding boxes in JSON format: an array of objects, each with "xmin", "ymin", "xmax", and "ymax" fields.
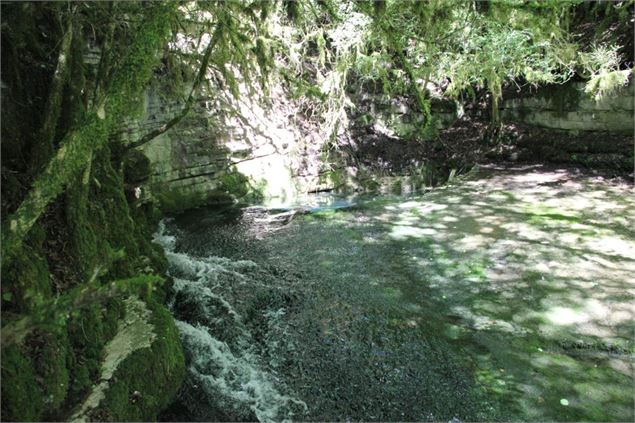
[
  {"xmin": 456, "ymin": 233, "xmax": 490, "ymax": 250},
  {"xmin": 350, "ymin": 165, "xmax": 635, "ymax": 420},
  {"xmin": 585, "ymin": 236, "xmax": 635, "ymax": 260},
  {"xmin": 450, "ymin": 305, "xmax": 526, "ymax": 334},
  {"xmin": 170, "ymin": 164, "xmax": 634, "ymax": 422},
  {"xmin": 544, "ymin": 298, "xmax": 609, "ymax": 326},
  {"xmin": 440, "ymin": 215, "xmax": 459, "ymax": 223},
  {"xmin": 390, "ymin": 225, "xmax": 438, "ymax": 240}
]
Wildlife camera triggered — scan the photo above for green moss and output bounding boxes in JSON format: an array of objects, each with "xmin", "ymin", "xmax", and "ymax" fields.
[
  {"xmin": 1, "ymin": 1, "xmax": 176, "ymax": 264},
  {"xmin": 128, "ymin": 205, "xmax": 171, "ymax": 298},
  {"xmin": 29, "ymin": 331, "xmax": 71, "ymax": 418},
  {"xmin": 543, "ymin": 83, "xmax": 582, "ymax": 118},
  {"xmin": 219, "ymin": 170, "xmax": 251, "ymax": 198},
  {"xmin": 1, "ymin": 277, "xmax": 183, "ymax": 421},
  {"xmin": 0, "ymin": 345, "xmax": 44, "ymax": 421},
  {"xmin": 155, "ymin": 186, "xmax": 228, "ymax": 213},
  {"xmin": 154, "ymin": 170, "xmax": 263, "ymax": 213},
  {"xmin": 66, "ymin": 173, "xmax": 99, "ymax": 280},
  {"xmin": 67, "ymin": 299, "xmax": 125, "ymax": 395},
  {"xmin": 1, "ymin": 330, "xmax": 74, "ymax": 421},
  {"xmin": 523, "ymin": 204, "xmax": 581, "ymax": 227},
  {"xmin": 321, "ymin": 168, "xmax": 345, "ymax": 189},
  {"xmin": 89, "ymin": 297, "xmax": 186, "ymax": 421},
  {"xmin": 244, "ymin": 178, "xmax": 267, "ymax": 203},
  {"xmin": 0, "ymin": 237, "xmax": 51, "ymax": 313},
  {"xmin": 88, "ymin": 147, "xmax": 140, "ymax": 278},
  {"xmin": 1, "ymin": 4, "xmax": 184, "ymax": 421},
  {"xmin": 123, "ymin": 150, "xmax": 152, "ymax": 183}
]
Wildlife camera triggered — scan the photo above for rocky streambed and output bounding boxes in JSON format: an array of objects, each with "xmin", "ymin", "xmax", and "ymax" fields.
[{"xmin": 158, "ymin": 164, "xmax": 634, "ymax": 422}]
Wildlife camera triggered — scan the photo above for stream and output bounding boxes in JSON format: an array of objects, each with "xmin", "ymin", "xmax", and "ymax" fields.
[{"xmin": 157, "ymin": 165, "xmax": 634, "ymax": 422}]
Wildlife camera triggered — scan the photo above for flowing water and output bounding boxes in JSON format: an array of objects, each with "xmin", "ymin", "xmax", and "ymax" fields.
[{"xmin": 157, "ymin": 165, "xmax": 635, "ymax": 422}]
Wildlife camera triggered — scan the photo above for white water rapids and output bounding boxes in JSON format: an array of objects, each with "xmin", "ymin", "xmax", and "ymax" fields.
[{"xmin": 153, "ymin": 220, "xmax": 306, "ymax": 422}]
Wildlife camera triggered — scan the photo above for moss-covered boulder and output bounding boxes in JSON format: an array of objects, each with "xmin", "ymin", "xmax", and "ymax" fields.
[{"xmin": 71, "ymin": 296, "xmax": 185, "ymax": 422}]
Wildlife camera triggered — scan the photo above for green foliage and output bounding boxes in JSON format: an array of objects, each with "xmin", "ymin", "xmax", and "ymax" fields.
[
  {"xmin": 584, "ymin": 69, "xmax": 631, "ymax": 100},
  {"xmin": 1, "ymin": 0, "xmax": 631, "ymax": 420},
  {"xmin": 260, "ymin": 0, "xmax": 608, "ymax": 138}
]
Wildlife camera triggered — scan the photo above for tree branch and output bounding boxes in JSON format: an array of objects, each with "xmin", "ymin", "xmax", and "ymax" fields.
[
  {"xmin": 127, "ymin": 26, "xmax": 221, "ymax": 150},
  {"xmin": 31, "ymin": 14, "xmax": 74, "ymax": 172}
]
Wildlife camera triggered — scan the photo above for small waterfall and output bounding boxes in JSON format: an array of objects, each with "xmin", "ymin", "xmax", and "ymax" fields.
[{"xmin": 154, "ymin": 220, "xmax": 306, "ymax": 422}]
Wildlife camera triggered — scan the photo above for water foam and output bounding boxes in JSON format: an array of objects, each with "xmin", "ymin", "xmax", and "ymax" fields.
[
  {"xmin": 176, "ymin": 320, "xmax": 305, "ymax": 422},
  {"xmin": 154, "ymin": 220, "xmax": 306, "ymax": 422}
]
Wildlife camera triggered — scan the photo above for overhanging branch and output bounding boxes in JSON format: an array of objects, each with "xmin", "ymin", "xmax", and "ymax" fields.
[{"xmin": 127, "ymin": 26, "xmax": 221, "ymax": 150}]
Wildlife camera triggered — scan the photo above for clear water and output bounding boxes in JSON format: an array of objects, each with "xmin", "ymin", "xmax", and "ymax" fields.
[{"xmin": 157, "ymin": 166, "xmax": 635, "ymax": 422}]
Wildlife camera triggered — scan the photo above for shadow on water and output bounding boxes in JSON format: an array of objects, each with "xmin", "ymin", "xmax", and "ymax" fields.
[{"xmin": 160, "ymin": 164, "xmax": 634, "ymax": 422}]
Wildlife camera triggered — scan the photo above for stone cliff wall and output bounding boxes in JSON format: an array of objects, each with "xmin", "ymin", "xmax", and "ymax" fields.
[
  {"xmin": 127, "ymin": 76, "xmax": 632, "ymax": 213},
  {"xmin": 494, "ymin": 79, "xmax": 633, "ymax": 172},
  {"xmin": 501, "ymin": 80, "xmax": 633, "ymax": 132},
  {"xmin": 126, "ymin": 79, "xmax": 460, "ymax": 212},
  {"xmin": 122, "ymin": 77, "xmax": 332, "ymax": 211}
]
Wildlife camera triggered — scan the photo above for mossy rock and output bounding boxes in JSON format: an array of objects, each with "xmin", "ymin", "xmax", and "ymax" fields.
[
  {"xmin": 155, "ymin": 186, "xmax": 234, "ymax": 213},
  {"xmin": 0, "ymin": 233, "xmax": 51, "ymax": 313},
  {"xmin": 1, "ymin": 330, "xmax": 74, "ymax": 421},
  {"xmin": 28, "ymin": 330, "xmax": 72, "ymax": 418},
  {"xmin": 88, "ymin": 147, "xmax": 141, "ymax": 278},
  {"xmin": 67, "ymin": 299, "xmax": 125, "ymax": 393},
  {"xmin": 218, "ymin": 170, "xmax": 251, "ymax": 198},
  {"xmin": 1, "ymin": 291, "xmax": 183, "ymax": 421},
  {"xmin": 1, "ymin": 345, "xmax": 44, "ymax": 421},
  {"xmin": 88, "ymin": 297, "xmax": 185, "ymax": 421},
  {"xmin": 123, "ymin": 150, "xmax": 152, "ymax": 184}
]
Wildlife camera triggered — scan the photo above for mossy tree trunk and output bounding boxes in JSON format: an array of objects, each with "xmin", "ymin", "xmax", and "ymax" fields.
[
  {"xmin": 1, "ymin": 5, "xmax": 189, "ymax": 417},
  {"xmin": 379, "ymin": 21, "xmax": 432, "ymax": 134},
  {"xmin": 1, "ymin": 2, "xmax": 175, "ymax": 264},
  {"xmin": 30, "ymin": 12, "xmax": 74, "ymax": 174}
]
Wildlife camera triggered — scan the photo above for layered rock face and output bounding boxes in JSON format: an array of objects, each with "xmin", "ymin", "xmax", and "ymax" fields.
[
  {"xmin": 124, "ymin": 78, "xmax": 463, "ymax": 211},
  {"xmin": 124, "ymin": 76, "xmax": 632, "ymax": 213},
  {"xmin": 121, "ymin": 77, "xmax": 331, "ymax": 211},
  {"xmin": 496, "ymin": 79, "xmax": 633, "ymax": 171},
  {"xmin": 501, "ymin": 80, "xmax": 633, "ymax": 132}
]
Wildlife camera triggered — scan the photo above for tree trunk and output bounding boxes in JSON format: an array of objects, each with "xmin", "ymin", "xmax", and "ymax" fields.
[
  {"xmin": 1, "ymin": 2, "xmax": 175, "ymax": 264},
  {"xmin": 491, "ymin": 94, "xmax": 500, "ymax": 127},
  {"xmin": 487, "ymin": 93, "xmax": 502, "ymax": 141}
]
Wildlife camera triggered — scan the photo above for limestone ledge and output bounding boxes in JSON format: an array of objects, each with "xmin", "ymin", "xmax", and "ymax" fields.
[{"xmin": 501, "ymin": 80, "xmax": 633, "ymax": 132}]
